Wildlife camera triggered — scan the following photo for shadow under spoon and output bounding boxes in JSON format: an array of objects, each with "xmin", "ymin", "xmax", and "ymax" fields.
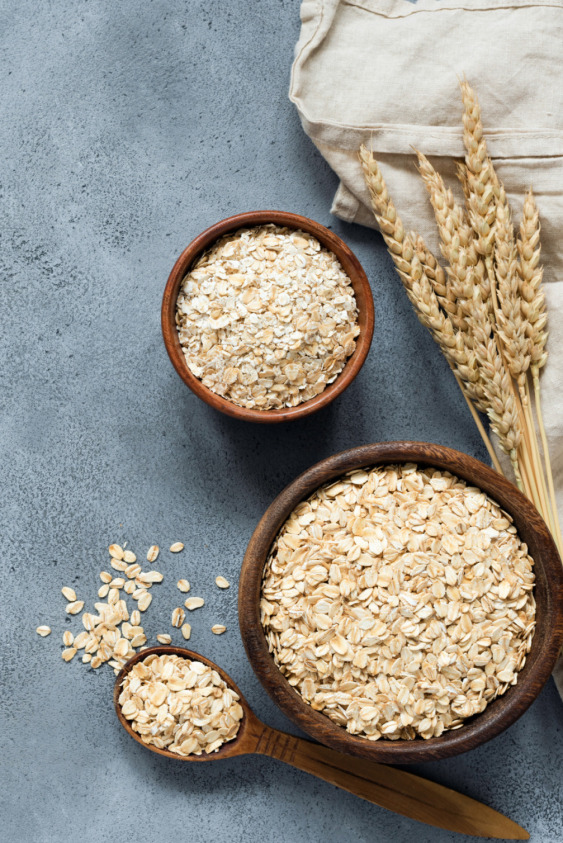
[{"xmin": 114, "ymin": 646, "xmax": 529, "ymax": 840}]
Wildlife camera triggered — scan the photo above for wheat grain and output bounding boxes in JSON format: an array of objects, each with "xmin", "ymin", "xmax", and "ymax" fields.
[
  {"xmin": 361, "ymin": 147, "xmax": 487, "ymax": 415},
  {"xmin": 465, "ymin": 287, "xmax": 522, "ymax": 462},
  {"xmin": 416, "ymin": 151, "xmax": 487, "ymax": 330}
]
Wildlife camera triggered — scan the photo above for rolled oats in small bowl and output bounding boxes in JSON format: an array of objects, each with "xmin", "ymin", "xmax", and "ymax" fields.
[
  {"xmin": 175, "ymin": 224, "xmax": 360, "ymax": 410},
  {"xmin": 162, "ymin": 212, "xmax": 374, "ymax": 422},
  {"xmin": 260, "ymin": 463, "xmax": 536, "ymax": 743}
]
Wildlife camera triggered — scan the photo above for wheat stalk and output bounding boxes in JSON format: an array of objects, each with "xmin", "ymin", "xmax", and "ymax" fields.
[
  {"xmin": 359, "ymin": 82, "xmax": 562, "ymax": 560},
  {"xmin": 459, "ymin": 82, "xmax": 545, "ymax": 507},
  {"xmin": 517, "ymin": 190, "xmax": 562, "ymax": 546}
]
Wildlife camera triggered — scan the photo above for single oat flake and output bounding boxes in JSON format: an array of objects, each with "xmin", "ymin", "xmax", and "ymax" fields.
[
  {"xmin": 170, "ymin": 542, "xmax": 184, "ymax": 553},
  {"xmin": 172, "ymin": 607, "xmax": 186, "ymax": 628},
  {"xmin": 177, "ymin": 579, "xmax": 190, "ymax": 593},
  {"xmin": 157, "ymin": 634, "xmax": 172, "ymax": 645},
  {"xmin": 175, "ymin": 225, "xmax": 360, "ymax": 411},
  {"xmin": 215, "ymin": 576, "xmax": 230, "ymax": 589},
  {"xmin": 211, "ymin": 625, "xmax": 226, "ymax": 635},
  {"xmin": 66, "ymin": 600, "xmax": 85, "ymax": 615},
  {"xmin": 36, "ymin": 626, "xmax": 51, "ymax": 637},
  {"xmin": 147, "ymin": 545, "xmax": 160, "ymax": 562},
  {"xmin": 184, "ymin": 597, "xmax": 204, "ymax": 611}
]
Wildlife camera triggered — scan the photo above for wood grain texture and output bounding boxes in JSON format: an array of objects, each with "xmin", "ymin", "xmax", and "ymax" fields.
[
  {"xmin": 161, "ymin": 210, "xmax": 374, "ymax": 423},
  {"xmin": 239, "ymin": 441, "xmax": 563, "ymax": 763},
  {"xmin": 114, "ymin": 645, "xmax": 529, "ymax": 839}
]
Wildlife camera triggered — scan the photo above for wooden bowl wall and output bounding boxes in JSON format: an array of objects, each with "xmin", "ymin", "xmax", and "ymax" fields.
[
  {"xmin": 239, "ymin": 441, "xmax": 563, "ymax": 763},
  {"xmin": 161, "ymin": 211, "xmax": 374, "ymax": 423}
]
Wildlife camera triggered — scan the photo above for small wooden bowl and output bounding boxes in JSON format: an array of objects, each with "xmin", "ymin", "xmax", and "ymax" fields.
[
  {"xmin": 239, "ymin": 441, "xmax": 563, "ymax": 763},
  {"xmin": 161, "ymin": 211, "xmax": 374, "ymax": 423}
]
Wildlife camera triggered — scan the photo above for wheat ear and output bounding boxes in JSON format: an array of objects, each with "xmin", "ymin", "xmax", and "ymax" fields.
[
  {"xmin": 360, "ymin": 146, "xmax": 519, "ymax": 470},
  {"xmin": 519, "ymin": 190, "xmax": 548, "ymax": 378},
  {"xmin": 416, "ymin": 151, "xmax": 488, "ymax": 336},
  {"xmin": 414, "ymin": 235, "xmax": 487, "ymax": 412},
  {"xmin": 518, "ymin": 190, "xmax": 561, "ymax": 545},
  {"xmin": 494, "ymin": 184, "xmax": 531, "ymax": 399},
  {"xmin": 464, "ymin": 283, "xmax": 523, "ymax": 482},
  {"xmin": 460, "ymin": 80, "xmax": 498, "ymax": 261}
]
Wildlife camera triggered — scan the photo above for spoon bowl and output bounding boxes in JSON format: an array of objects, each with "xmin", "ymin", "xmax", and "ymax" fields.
[
  {"xmin": 113, "ymin": 645, "xmax": 529, "ymax": 839},
  {"xmin": 114, "ymin": 645, "xmax": 263, "ymax": 762}
]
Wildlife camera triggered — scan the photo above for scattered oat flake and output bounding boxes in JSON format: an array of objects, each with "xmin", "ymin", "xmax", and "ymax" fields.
[
  {"xmin": 171, "ymin": 607, "xmax": 185, "ymax": 627},
  {"xmin": 62, "ymin": 631, "xmax": 74, "ymax": 647},
  {"xmin": 146, "ymin": 545, "xmax": 159, "ymax": 562},
  {"xmin": 66, "ymin": 600, "xmax": 85, "ymax": 615},
  {"xmin": 131, "ymin": 633, "xmax": 147, "ymax": 648},
  {"xmin": 215, "ymin": 576, "xmax": 230, "ymax": 589},
  {"xmin": 61, "ymin": 587, "xmax": 77, "ymax": 601},
  {"xmin": 36, "ymin": 626, "xmax": 51, "ymax": 637},
  {"xmin": 62, "ymin": 647, "xmax": 77, "ymax": 661},
  {"xmin": 123, "ymin": 550, "xmax": 136, "ymax": 563},
  {"xmin": 138, "ymin": 592, "xmax": 152, "ymax": 612},
  {"xmin": 177, "ymin": 579, "xmax": 190, "ymax": 592},
  {"xmin": 170, "ymin": 542, "xmax": 184, "ymax": 553},
  {"xmin": 140, "ymin": 571, "xmax": 163, "ymax": 584},
  {"xmin": 181, "ymin": 623, "xmax": 192, "ymax": 640},
  {"xmin": 100, "ymin": 571, "xmax": 112, "ymax": 584},
  {"xmin": 211, "ymin": 625, "xmax": 226, "ymax": 635},
  {"xmin": 184, "ymin": 597, "xmax": 204, "ymax": 611},
  {"xmin": 157, "ymin": 634, "xmax": 172, "ymax": 645},
  {"xmin": 110, "ymin": 577, "xmax": 125, "ymax": 588},
  {"xmin": 109, "ymin": 544, "xmax": 124, "ymax": 560}
]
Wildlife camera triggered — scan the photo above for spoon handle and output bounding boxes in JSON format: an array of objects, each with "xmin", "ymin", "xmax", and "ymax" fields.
[{"xmin": 252, "ymin": 726, "xmax": 528, "ymax": 839}]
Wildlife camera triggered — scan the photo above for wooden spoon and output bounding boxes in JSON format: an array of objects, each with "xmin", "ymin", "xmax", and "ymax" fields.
[{"xmin": 114, "ymin": 646, "xmax": 529, "ymax": 840}]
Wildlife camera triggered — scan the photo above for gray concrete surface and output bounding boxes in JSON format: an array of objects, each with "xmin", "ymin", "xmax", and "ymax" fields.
[{"xmin": 1, "ymin": 2, "xmax": 562, "ymax": 841}]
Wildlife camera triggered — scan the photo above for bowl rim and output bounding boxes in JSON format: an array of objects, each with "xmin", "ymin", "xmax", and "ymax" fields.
[
  {"xmin": 238, "ymin": 441, "xmax": 563, "ymax": 763},
  {"xmin": 161, "ymin": 210, "xmax": 375, "ymax": 423}
]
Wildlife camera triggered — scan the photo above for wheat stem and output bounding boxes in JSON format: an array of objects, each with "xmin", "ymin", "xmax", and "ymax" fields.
[
  {"xmin": 453, "ymin": 373, "xmax": 504, "ymax": 474},
  {"xmin": 531, "ymin": 373, "xmax": 563, "ymax": 554}
]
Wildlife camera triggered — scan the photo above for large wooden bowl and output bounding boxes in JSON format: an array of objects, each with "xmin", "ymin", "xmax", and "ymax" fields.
[
  {"xmin": 161, "ymin": 211, "xmax": 374, "ymax": 423},
  {"xmin": 239, "ymin": 442, "xmax": 563, "ymax": 763}
]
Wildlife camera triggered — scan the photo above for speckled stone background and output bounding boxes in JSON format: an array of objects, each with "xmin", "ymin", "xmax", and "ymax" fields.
[{"xmin": 1, "ymin": 2, "xmax": 562, "ymax": 841}]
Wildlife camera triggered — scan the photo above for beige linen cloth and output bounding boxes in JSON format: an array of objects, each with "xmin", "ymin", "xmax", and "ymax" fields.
[{"xmin": 290, "ymin": 0, "xmax": 563, "ymax": 696}]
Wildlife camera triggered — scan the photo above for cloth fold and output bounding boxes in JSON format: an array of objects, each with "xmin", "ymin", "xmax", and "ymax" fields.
[{"xmin": 290, "ymin": 0, "xmax": 563, "ymax": 696}]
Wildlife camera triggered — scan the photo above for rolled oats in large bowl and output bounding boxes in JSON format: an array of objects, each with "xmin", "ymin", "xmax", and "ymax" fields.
[
  {"xmin": 260, "ymin": 464, "xmax": 536, "ymax": 741},
  {"xmin": 175, "ymin": 224, "xmax": 360, "ymax": 410}
]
